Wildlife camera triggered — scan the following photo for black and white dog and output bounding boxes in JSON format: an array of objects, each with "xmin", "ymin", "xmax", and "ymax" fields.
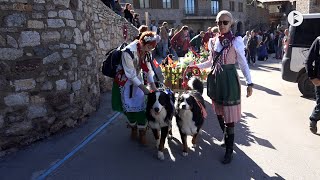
[
  {"xmin": 146, "ymin": 88, "xmax": 175, "ymax": 160},
  {"xmin": 175, "ymin": 77, "xmax": 206, "ymax": 156}
]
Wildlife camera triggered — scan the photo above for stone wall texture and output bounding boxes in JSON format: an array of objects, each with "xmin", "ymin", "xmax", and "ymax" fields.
[{"xmin": 0, "ymin": 0, "xmax": 138, "ymax": 154}]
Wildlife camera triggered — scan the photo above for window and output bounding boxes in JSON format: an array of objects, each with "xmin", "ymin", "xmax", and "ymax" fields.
[
  {"xmin": 238, "ymin": 2, "xmax": 243, "ymax": 12},
  {"xmin": 211, "ymin": 0, "xmax": 219, "ymax": 15},
  {"xmin": 163, "ymin": 0, "xmax": 172, "ymax": 8},
  {"xmin": 292, "ymin": 18, "xmax": 320, "ymax": 47},
  {"xmin": 139, "ymin": 0, "xmax": 150, "ymax": 8},
  {"xmin": 185, "ymin": 0, "xmax": 195, "ymax": 14},
  {"xmin": 229, "ymin": 1, "xmax": 235, "ymax": 11}
]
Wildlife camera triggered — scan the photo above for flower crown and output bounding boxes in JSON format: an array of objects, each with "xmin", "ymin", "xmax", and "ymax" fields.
[{"xmin": 143, "ymin": 35, "xmax": 157, "ymax": 42}]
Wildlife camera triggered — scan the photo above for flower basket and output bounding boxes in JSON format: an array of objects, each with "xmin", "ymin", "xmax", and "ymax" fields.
[{"xmin": 160, "ymin": 49, "xmax": 210, "ymax": 92}]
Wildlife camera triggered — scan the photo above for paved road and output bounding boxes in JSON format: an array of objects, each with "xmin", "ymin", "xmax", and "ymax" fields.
[{"xmin": 1, "ymin": 57, "xmax": 320, "ymax": 180}]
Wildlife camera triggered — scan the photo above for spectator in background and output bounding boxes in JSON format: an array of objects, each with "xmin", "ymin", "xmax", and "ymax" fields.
[
  {"xmin": 277, "ymin": 30, "xmax": 284, "ymax": 59},
  {"xmin": 247, "ymin": 29, "xmax": 258, "ymax": 66},
  {"xmin": 124, "ymin": 3, "xmax": 133, "ymax": 23},
  {"xmin": 282, "ymin": 28, "xmax": 289, "ymax": 55},
  {"xmin": 305, "ymin": 36, "xmax": 320, "ymax": 134},
  {"xmin": 205, "ymin": 26, "xmax": 219, "ymax": 51},
  {"xmin": 113, "ymin": 0, "xmax": 123, "ymax": 16},
  {"xmin": 274, "ymin": 31, "xmax": 280, "ymax": 58},
  {"xmin": 190, "ymin": 31, "xmax": 205, "ymax": 53},
  {"xmin": 243, "ymin": 31, "xmax": 250, "ymax": 60},
  {"xmin": 160, "ymin": 22, "xmax": 169, "ymax": 58},
  {"xmin": 135, "ymin": 25, "xmax": 148, "ymax": 40},
  {"xmin": 132, "ymin": 13, "xmax": 141, "ymax": 28},
  {"xmin": 202, "ymin": 27, "xmax": 214, "ymax": 46},
  {"xmin": 170, "ymin": 25, "xmax": 190, "ymax": 57},
  {"xmin": 189, "ymin": 28, "xmax": 195, "ymax": 39},
  {"xmin": 150, "ymin": 21, "xmax": 158, "ymax": 33},
  {"xmin": 101, "ymin": 0, "xmax": 113, "ymax": 9}
]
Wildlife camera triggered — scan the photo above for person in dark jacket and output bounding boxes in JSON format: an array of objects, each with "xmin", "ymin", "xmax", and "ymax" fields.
[
  {"xmin": 113, "ymin": 0, "xmax": 123, "ymax": 16},
  {"xmin": 124, "ymin": 3, "xmax": 133, "ymax": 23},
  {"xmin": 305, "ymin": 36, "xmax": 320, "ymax": 134},
  {"xmin": 132, "ymin": 13, "xmax": 141, "ymax": 28},
  {"xmin": 190, "ymin": 31, "xmax": 205, "ymax": 53},
  {"xmin": 170, "ymin": 26, "xmax": 190, "ymax": 57},
  {"xmin": 101, "ymin": 0, "xmax": 113, "ymax": 9},
  {"xmin": 246, "ymin": 30, "xmax": 258, "ymax": 65}
]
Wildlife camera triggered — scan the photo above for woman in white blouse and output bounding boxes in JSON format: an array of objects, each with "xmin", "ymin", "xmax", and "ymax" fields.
[
  {"xmin": 193, "ymin": 10, "xmax": 253, "ymax": 164},
  {"xmin": 112, "ymin": 31, "xmax": 158, "ymax": 145}
]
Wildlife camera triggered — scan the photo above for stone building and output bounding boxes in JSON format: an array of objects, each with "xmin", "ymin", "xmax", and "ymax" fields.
[
  {"xmin": 126, "ymin": 0, "xmax": 248, "ymax": 34},
  {"xmin": 295, "ymin": 0, "xmax": 320, "ymax": 13},
  {"xmin": 257, "ymin": 0, "xmax": 295, "ymax": 29},
  {"xmin": 0, "ymin": 0, "xmax": 137, "ymax": 155}
]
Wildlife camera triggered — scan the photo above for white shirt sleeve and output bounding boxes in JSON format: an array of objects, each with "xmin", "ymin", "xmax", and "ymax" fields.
[
  {"xmin": 121, "ymin": 51, "xmax": 142, "ymax": 86},
  {"xmin": 146, "ymin": 55, "xmax": 155, "ymax": 83},
  {"xmin": 196, "ymin": 53, "xmax": 213, "ymax": 69},
  {"xmin": 234, "ymin": 37, "xmax": 252, "ymax": 85},
  {"xmin": 197, "ymin": 38, "xmax": 215, "ymax": 69}
]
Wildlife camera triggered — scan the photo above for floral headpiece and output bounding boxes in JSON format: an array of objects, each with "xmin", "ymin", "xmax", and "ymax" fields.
[{"xmin": 143, "ymin": 35, "xmax": 157, "ymax": 42}]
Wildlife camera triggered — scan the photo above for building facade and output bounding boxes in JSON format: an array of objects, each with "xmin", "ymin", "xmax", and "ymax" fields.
[
  {"xmin": 125, "ymin": 0, "xmax": 251, "ymax": 35},
  {"xmin": 295, "ymin": 0, "xmax": 320, "ymax": 13}
]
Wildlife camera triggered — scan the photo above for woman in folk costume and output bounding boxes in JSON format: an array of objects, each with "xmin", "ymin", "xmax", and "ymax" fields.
[
  {"xmin": 193, "ymin": 10, "xmax": 253, "ymax": 164},
  {"xmin": 112, "ymin": 31, "xmax": 158, "ymax": 145}
]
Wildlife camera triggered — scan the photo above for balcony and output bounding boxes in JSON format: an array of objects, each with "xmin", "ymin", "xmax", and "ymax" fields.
[{"xmin": 183, "ymin": 8, "xmax": 218, "ymax": 20}]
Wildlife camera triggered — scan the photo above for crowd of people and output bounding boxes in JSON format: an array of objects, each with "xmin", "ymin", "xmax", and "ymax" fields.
[{"xmin": 243, "ymin": 28, "xmax": 289, "ymax": 66}]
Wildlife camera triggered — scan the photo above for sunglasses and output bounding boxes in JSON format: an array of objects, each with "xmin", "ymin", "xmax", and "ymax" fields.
[{"xmin": 216, "ymin": 21, "xmax": 229, "ymax": 26}]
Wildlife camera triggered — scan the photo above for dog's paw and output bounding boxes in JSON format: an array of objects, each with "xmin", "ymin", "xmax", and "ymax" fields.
[
  {"xmin": 156, "ymin": 139, "xmax": 160, "ymax": 148},
  {"xmin": 182, "ymin": 152, "xmax": 188, "ymax": 157},
  {"xmin": 158, "ymin": 151, "xmax": 165, "ymax": 160}
]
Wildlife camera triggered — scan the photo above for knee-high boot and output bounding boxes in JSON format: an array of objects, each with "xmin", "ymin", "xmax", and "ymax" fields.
[
  {"xmin": 139, "ymin": 128, "xmax": 147, "ymax": 145},
  {"xmin": 217, "ymin": 115, "xmax": 225, "ymax": 133},
  {"xmin": 221, "ymin": 126, "xmax": 234, "ymax": 164},
  {"xmin": 217, "ymin": 115, "xmax": 226, "ymax": 147},
  {"xmin": 130, "ymin": 125, "xmax": 138, "ymax": 140}
]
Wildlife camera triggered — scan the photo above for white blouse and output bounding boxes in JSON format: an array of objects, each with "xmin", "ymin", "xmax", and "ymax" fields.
[
  {"xmin": 121, "ymin": 41, "xmax": 155, "ymax": 86},
  {"xmin": 197, "ymin": 36, "xmax": 252, "ymax": 85}
]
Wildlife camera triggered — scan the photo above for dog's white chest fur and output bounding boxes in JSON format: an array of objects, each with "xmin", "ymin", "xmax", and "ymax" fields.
[
  {"xmin": 148, "ymin": 92, "xmax": 170, "ymax": 130},
  {"xmin": 149, "ymin": 108, "xmax": 168, "ymax": 130},
  {"xmin": 178, "ymin": 110, "xmax": 197, "ymax": 135}
]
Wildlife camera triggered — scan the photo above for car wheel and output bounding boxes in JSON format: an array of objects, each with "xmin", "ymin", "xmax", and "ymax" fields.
[{"xmin": 298, "ymin": 73, "xmax": 315, "ymax": 98}]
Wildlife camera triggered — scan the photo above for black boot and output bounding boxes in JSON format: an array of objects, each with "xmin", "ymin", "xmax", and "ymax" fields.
[
  {"xmin": 217, "ymin": 115, "xmax": 225, "ymax": 132},
  {"xmin": 221, "ymin": 126, "xmax": 234, "ymax": 164},
  {"xmin": 217, "ymin": 115, "xmax": 226, "ymax": 147}
]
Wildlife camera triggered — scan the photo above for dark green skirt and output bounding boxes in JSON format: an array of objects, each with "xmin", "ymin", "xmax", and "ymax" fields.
[
  {"xmin": 207, "ymin": 64, "xmax": 241, "ymax": 106},
  {"xmin": 112, "ymin": 82, "xmax": 123, "ymax": 112}
]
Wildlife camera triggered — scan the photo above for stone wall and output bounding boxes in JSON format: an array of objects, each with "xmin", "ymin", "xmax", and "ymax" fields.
[
  {"xmin": 0, "ymin": 0, "xmax": 137, "ymax": 154},
  {"xmin": 296, "ymin": 0, "xmax": 310, "ymax": 14},
  {"xmin": 246, "ymin": 5, "xmax": 270, "ymax": 31}
]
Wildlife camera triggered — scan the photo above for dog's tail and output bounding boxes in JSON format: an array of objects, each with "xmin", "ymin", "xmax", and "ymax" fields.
[{"xmin": 187, "ymin": 76, "xmax": 203, "ymax": 94}]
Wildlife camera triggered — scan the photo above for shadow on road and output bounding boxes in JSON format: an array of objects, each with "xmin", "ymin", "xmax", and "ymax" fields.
[{"xmin": 239, "ymin": 78, "xmax": 282, "ymax": 96}]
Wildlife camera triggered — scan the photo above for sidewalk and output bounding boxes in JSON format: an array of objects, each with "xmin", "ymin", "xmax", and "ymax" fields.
[{"xmin": 0, "ymin": 92, "xmax": 119, "ymax": 180}]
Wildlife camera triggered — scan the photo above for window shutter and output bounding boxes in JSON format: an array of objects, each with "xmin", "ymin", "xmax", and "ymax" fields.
[
  {"xmin": 150, "ymin": 0, "xmax": 157, "ymax": 8},
  {"xmin": 195, "ymin": 0, "xmax": 198, "ymax": 14},
  {"xmin": 157, "ymin": 0, "xmax": 163, "ymax": 9},
  {"xmin": 133, "ymin": 0, "xmax": 140, "ymax": 9},
  {"xmin": 172, "ymin": 0, "xmax": 179, "ymax": 9}
]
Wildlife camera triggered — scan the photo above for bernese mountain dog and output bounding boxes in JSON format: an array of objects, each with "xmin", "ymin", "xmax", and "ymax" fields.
[
  {"xmin": 175, "ymin": 77, "xmax": 206, "ymax": 156},
  {"xmin": 146, "ymin": 88, "xmax": 175, "ymax": 160}
]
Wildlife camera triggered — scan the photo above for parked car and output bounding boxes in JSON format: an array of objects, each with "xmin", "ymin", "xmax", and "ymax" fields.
[{"xmin": 281, "ymin": 13, "xmax": 320, "ymax": 97}]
